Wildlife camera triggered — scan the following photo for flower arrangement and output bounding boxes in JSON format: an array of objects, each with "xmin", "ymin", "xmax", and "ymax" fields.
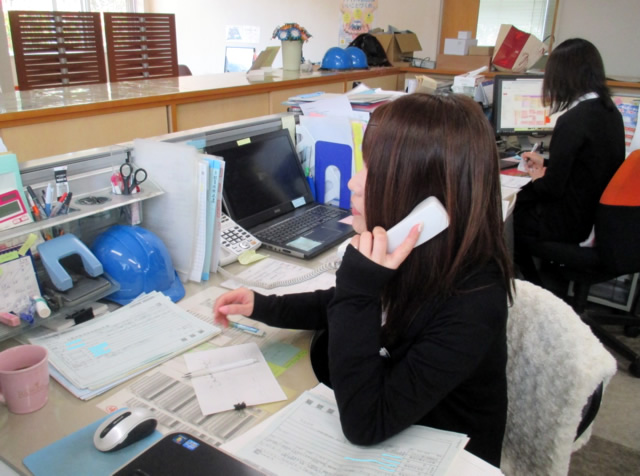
[{"xmin": 272, "ymin": 23, "xmax": 312, "ymax": 42}]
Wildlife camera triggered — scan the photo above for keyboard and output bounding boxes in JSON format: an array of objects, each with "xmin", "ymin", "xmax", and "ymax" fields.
[{"xmin": 256, "ymin": 205, "xmax": 345, "ymax": 243}]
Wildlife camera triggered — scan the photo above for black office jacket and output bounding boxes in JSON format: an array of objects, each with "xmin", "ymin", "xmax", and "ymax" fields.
[
  {"xmin": 516, "ymin": 98, "xmax": 625, "ymax": 242},
  {"xmin": 249, "ymin": 246, "xmax": 509, "ymax": 466}
]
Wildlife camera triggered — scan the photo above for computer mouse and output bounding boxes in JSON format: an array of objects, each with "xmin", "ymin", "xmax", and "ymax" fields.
[{"xmin": 93, "ymin": 407, "xmax": 158, "ymax": 452}]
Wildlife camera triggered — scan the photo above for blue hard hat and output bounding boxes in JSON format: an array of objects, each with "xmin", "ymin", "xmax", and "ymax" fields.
[
  {"xmin": 345, "ymin": 46, "xmax": 368, "ymax": 69},
  {"xmin": 91, "ymin": 225, "xmax": 185, "ymax": 305},
  {"xmin": 321, "ymin": 47, "xmax": 351, "ymax": 70}
]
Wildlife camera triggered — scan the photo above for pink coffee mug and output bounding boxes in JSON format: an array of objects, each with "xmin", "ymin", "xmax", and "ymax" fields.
[{"xmin": 0, "ymin": 345, "xmax": 49, "ymax": 414}]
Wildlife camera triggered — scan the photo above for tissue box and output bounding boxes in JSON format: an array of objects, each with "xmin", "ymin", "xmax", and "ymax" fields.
[
  {"xmin": 453, "ymin": 73, "xmax": 485, "ymax": 97},
  {"xmin": 453, "ymin": 74, "xmax": 484, "ymax": 90},
  {"xmin": 444, "ymin": 38, "xmax": 478, "ymax": 56}
]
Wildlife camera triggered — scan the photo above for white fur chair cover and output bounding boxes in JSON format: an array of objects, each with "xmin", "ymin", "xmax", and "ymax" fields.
[{"xmin": 500, "ymin": 280, "xmax": 617, "ymax": 476}]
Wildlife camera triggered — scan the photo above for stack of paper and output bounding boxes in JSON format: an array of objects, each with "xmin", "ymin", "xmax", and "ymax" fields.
[
  {"xmin": 188, "ymin": 154, "xmax": 225, "ymax": 282},
  {"xmin": 133, "ymin": 139, "xmax": 225, "ymax": 284},
  {"xmin": 27, "ymin": 292, "xmax": 220, "ymax": 399}
]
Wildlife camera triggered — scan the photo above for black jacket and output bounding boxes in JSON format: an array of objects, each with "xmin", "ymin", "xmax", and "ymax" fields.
[
  {"xmin": 516, "ymin": 98, "xmax": 625, "ymax": 242},
  {"xmin": 250, "ymin": 246, "xmax": 508, "ymax": 466}
]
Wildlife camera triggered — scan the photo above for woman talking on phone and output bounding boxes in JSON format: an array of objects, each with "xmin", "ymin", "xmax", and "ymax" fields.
[
  {"xmin": 514, "ymin": 38, "xmax": 625, "ymax": 283},
  {"xmin": 214, "ymin": 93, "xmax": 513, "ymax": 466}
]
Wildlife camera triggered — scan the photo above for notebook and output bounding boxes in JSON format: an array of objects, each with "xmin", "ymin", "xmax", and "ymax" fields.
[{"xmin": 205, "ymin": 129, "xmax": 354, "ymax": 259}]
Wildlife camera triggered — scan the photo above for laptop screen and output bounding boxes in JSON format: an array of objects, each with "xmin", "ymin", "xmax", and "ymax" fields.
[{"xmin": 204, "ymin": 129, "xmax": 313, "ymax": 229}]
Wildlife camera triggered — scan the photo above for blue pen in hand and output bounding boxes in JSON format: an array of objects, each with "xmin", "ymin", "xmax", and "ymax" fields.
[{"xmin": 229, "ymin": 321, "xmax": 266, "ymax": 337}]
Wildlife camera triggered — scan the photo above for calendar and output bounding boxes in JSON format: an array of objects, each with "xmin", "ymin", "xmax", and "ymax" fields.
[{"xmin": 0, "ymin": 249, "xmax": 40, "ymax": 314}]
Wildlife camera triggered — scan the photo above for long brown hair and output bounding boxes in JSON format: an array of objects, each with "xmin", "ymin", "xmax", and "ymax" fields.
[{"xmin": 362, "ymin": 93, "xmax": 512, "ymax": 343}]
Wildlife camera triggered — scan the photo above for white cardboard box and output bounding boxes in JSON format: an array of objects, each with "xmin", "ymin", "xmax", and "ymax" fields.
[
  {"xmin": 444, "ymin": 38, "xmax": 478, "ymax": 56},
  {"xmin": 458, "ymin": 31, "xmax": 473, "ymax": 39}
]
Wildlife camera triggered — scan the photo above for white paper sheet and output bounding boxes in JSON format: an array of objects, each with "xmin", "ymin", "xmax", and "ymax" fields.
[
  {"xmin": 220, "ymin": 257, "xmax": 336, "ymax": 295},
  {"xmin": 184, "ymin": 342, "xmax": 286, "ymax": 415},
  {"xmin": 223, "ymin": 384, "xmax": 469, "ymax": 476},
  {"xmin": 300, "ymin": 95, "xmax": 354, "ymax": 117},
  {"xmin": 500, "ymin": 174, "xmax": 531, "ymax": 189}
]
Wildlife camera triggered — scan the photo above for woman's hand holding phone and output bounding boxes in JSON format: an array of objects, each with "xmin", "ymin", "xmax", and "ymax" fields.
[{"xmin": 350, "ymin": 223, "xmax": 422, "ymax": 270}]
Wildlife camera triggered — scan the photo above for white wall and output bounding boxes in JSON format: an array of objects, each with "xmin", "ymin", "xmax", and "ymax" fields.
[
  {"xmin": 555, "ymin": 0, "xmax": 640, "ymax": 79},
  {"xmin": 146, "ymin": 0, "xmax": 441, "ymax": 75},
  {"xmin": 0, "ymin": 1, "xmax": 15, "ymax": 92}
]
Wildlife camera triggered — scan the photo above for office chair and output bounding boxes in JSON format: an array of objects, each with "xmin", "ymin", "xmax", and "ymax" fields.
[
  {"xmin": 530, "ymin": 149, "xmax": 640, "ymax": 378},
  {"xmin": 501, "ymin": 279, "xmax": 616, "ymax": 476}
]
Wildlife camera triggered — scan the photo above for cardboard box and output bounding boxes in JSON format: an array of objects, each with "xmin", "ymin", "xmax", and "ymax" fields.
[
  {"xmin": 457, "ymin": 31, "xmax": 473, "ymax": 40},
  {"xmin": 469, "ymin": 46, "xmax": 494, "ymax": 56},
  {"xmin": 373, "ymin": 32, "xmax": 422, "ymax": 63},
  {"xmin": 436, "ymin": 54, "xmax": 491, "ymax": 72},
  {"xmin": 444, "ymin": 38, "xmax": 478, "ymax": 56}
]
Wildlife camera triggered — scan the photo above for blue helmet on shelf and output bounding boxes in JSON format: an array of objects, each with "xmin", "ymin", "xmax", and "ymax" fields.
[
  {"xmin": 321, "ymin": 47, "xmax": 351, "ymax": 70},
  {"xmin": 91, "ymin": 225, "xmax": 185, "ymax": 305},
  {"xmin": 345, "ymin": 46, "xmax": 368, "ymax": 69}
]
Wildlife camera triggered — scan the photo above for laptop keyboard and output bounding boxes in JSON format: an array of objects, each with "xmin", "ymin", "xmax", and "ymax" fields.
[{"xmin": 255, "ymin": 206, "xmax": 346, "ymax": 243}]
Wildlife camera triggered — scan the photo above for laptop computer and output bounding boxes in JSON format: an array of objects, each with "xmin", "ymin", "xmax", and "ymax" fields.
[{"xmin": 204, "ymin": 129, "xmax": 354, "ymax": 259}]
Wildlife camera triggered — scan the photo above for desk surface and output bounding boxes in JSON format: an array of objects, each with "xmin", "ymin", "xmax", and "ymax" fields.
[{"xmin": 0, "ymin": 251, "xmax": 330, "ymax": 474}]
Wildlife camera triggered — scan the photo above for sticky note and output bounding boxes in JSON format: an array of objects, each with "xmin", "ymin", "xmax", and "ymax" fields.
[
  {"xmin": 0, "ymin": 251, "xmax": 19, "ymax": 263},
  {"xmin": 18, "ymin": 233, "xmax": 38, "ymax": 256},
  {"xmin": 238, "ymin": 250, "xmax": 267, "ymax": 265}
]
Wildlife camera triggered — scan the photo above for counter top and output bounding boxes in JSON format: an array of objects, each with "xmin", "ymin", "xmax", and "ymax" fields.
[
  {"xmin": 2, "ymin": 66, "xmax": 637, "ymax": 124},
  {"xmin": 0, "ymin": 67, "xmax": 405, "ymax": 124}
]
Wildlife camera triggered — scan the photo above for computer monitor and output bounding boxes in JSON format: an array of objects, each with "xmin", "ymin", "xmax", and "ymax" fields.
[
  {"xmin": 493, "ymin": 75, "xmax": 564, "ymax": 145},
  {"xmin": 204, "ymin": 129, "xmax": 311, "ymax": 230}
]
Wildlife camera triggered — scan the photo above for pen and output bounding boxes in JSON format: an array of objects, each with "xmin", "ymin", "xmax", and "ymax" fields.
[
  {"xmin": 531, "ymin": 142, "xmax": 540, "ymax": 154},
  {"xmin": 49, "ymin": 192, "xmax": 68, "ymax": 217},
  {"xmin": 45, "ymin": 183, "xmax": 54, "ymax": 217},
  {"xmin": 59, "ymin": 192, "xmax": 73, "ymax": 215},
  {"xmin": 229, "ymin": 321, "xmax": 266, "ymax": 337},
  {"xmin": 26, "ymin": 186, "xmax": 47, "ymax": 218},
  {"xmin": 182, "ymin": 358, "xmax": 258, "ymax": 379}
]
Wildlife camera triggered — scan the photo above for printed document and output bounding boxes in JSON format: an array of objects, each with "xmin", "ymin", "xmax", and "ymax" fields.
[
  {"xmin": 220, "ymin": 257, "xmax": 336, "ymax": 295},
  {"xmin": 29, "ymin": 292, "xmax": 220, "ymax": 390},
  {"xmin": 223, "ymin": 384, "xmax": 469, "ymax": 476}
]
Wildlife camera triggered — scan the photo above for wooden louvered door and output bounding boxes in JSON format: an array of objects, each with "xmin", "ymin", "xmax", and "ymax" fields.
[
  {"xmin": 9, "ymin": 11, "xmax": 107, "ymax": 90},
  {"xmin": 104, "ymin": 12, "xmax": 179, "ymax": 82}
]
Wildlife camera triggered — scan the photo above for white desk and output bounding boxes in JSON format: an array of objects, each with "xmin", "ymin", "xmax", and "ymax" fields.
[{"xmin": 0, "ymin": 250, "xmax": 332, "ymax": 474}]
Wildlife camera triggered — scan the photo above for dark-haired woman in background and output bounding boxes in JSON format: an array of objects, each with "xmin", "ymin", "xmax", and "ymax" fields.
[
  {"xmin": 514, "ymin": 38, "xmax": 625, "ymax": 283},
  {"xmin": 214, "ymin": 93, "xmax": 513, "ymax": 466}
]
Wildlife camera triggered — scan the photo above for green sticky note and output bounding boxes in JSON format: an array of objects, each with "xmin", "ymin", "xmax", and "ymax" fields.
[
  {"xmin": 19, "ymin": 233, "xmax": 38, "ymax": 256},
  {"xmin": 238, "ymin": 250, "xmax": 267, "ymax": 265},
  {"xmin": 0, "ymin": 251, "xmax": 19, "ymax": 263}
]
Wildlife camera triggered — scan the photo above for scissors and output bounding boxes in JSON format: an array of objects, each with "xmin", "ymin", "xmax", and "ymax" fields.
[{"xmin": 120, "ymin": 162, "xmax": 147, "ymax": 195}]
